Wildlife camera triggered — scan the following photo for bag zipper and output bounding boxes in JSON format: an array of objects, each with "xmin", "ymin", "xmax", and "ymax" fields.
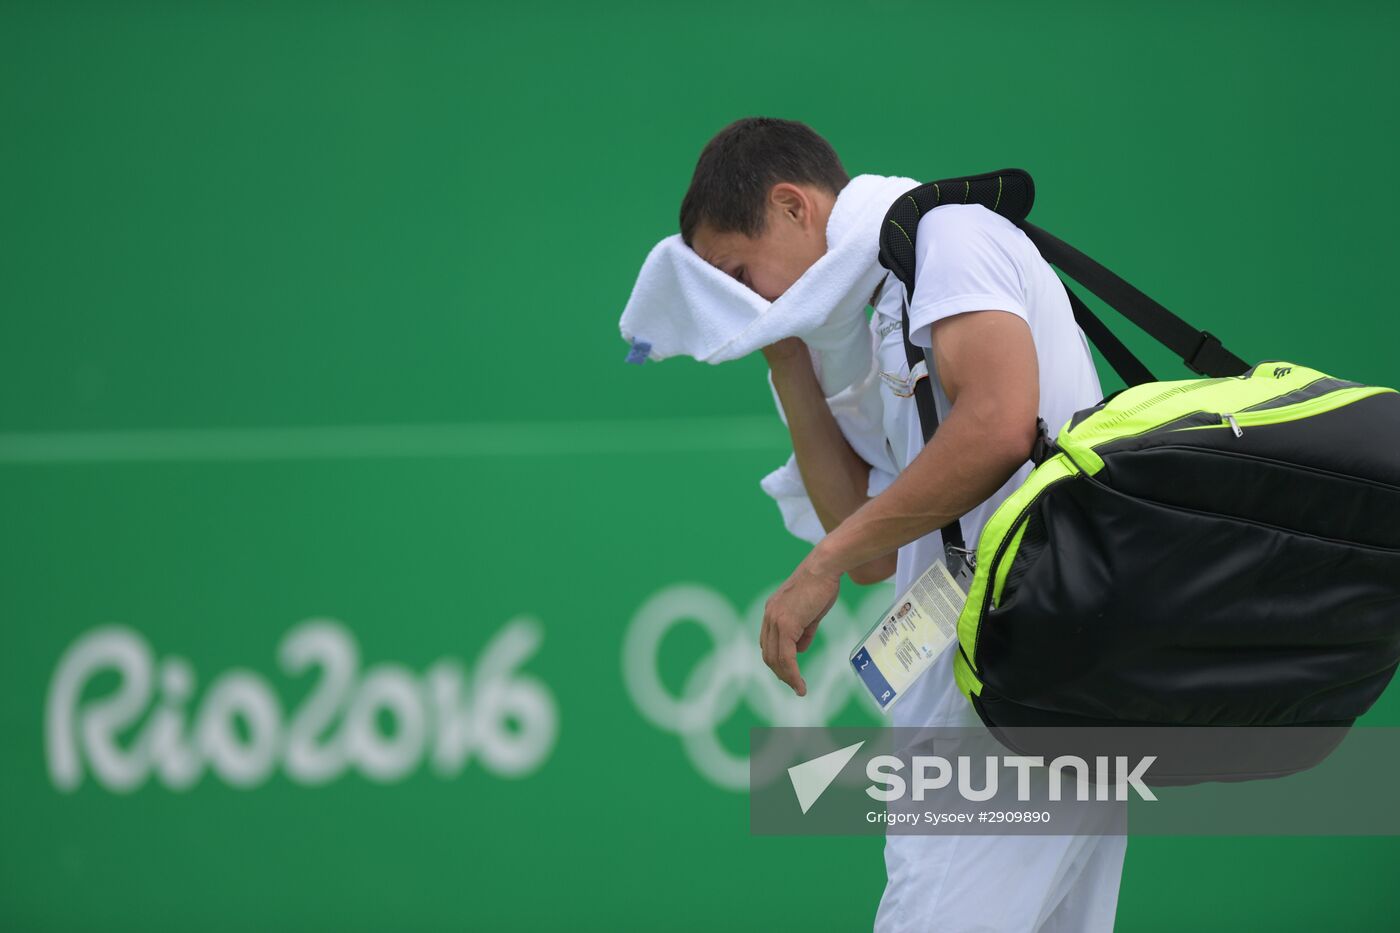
[{"xmin": 1178, "ymin": 386, "xmax": 1396, "ymax": 438}]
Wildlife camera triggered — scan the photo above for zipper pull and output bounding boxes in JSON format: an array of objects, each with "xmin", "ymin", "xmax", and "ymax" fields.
[{"xmin": 1222, "ymin": 412, "xmax": 1242, "ymax": 437}]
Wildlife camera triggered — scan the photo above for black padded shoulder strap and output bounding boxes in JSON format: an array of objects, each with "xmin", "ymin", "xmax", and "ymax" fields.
[
  {"xmin": 878, "ymin": 169, "xmax": 1035, "ymax": 289},
  {"xmin": 883, "ymin": 170, "xmax": 1037, "ymax": 566}
]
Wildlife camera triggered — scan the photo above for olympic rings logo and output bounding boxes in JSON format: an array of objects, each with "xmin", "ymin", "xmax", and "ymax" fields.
[{"xmin": 621, "ymin": 581, "xmax": 893, "ymax": 790}]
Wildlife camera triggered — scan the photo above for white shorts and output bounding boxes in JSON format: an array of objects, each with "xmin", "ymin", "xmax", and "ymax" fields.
[{"xmin": 876, "ymin": 647, "xmax": 1128, "ymax": 932}]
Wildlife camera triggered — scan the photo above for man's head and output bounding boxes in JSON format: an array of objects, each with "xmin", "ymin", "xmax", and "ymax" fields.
[{"xmin": 680, "ymin": 117, "xmax": 849, "ymax": 302}]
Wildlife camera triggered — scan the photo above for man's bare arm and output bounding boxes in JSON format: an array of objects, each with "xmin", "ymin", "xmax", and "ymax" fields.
[
  {"xmin": 757, "ymin": 309, "xmax": 1040, "ymax": 696},
  {"xmin": 764, "ymin": 337, "xmax": 897, "ymax": 584},
  {"xmin": 807, "ymin": 309, "xmax": 1040, "ymax": 581}
]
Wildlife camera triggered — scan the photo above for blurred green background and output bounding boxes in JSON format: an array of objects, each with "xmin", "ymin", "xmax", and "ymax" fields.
[{"xmin": 3, "ymin": 0, "xmax": 1398, "ymax": 930}]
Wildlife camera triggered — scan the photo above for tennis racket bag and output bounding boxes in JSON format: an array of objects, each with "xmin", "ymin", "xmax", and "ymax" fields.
[{"xmin": 877, "ymin": 170, "xmax": 1400, "ymax": 778}]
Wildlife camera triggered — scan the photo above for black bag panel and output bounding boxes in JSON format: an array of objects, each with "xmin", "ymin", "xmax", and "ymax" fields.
[
  {"xmin": 1100, "ymin": 445, "xmax": 1400, "ymax": 551},
  {"xmin": 996, "ymin": 507, "xmax": 1048, "ymax": 608},
  {"xmin": 1096, "ymin": 390, "xmax": 1400, "ymax": 488},
  {"xmin": 976, "ymin": 473, "xmax": 1400, "ymax": 726},
  {"xmin": 1099, "ymin": 644, "xmax": 1400, "ymax": 725},
  {"xmin": 1233, "ymin": 391, "xmax": 1400, "ymax": 487},
  {"xmin": 974, "ymin": 479, "xmax": 1119, "ymax": 700},
  {"xmin": 969, "ymin": 691, "xmax": 1355, "ymax": 786}
]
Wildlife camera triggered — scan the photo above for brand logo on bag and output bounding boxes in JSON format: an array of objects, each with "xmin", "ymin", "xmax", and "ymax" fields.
[{"xmin": 1273, "ymin": 366, "xmax": 1293, "ymax": 378}]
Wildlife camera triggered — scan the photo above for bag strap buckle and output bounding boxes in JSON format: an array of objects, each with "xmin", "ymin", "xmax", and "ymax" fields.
[
  {"xmin": 1185, "ymin": 330, "xmax": 1227, "ymax": 376},
  {"xmin": 1029, "ymin": 417, "xmax": 1055, "ymax": 466}
]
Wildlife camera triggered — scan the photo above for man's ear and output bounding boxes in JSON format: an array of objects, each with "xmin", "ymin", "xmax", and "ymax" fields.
[{"xmin": 768, "ymin": 182, "xmax": 811, "ymax": 227}]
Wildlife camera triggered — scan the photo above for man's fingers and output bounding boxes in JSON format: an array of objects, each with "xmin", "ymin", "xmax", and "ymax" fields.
[
  {"xmin": 795, "ymin": 618, "xmax": 820, "ymax": 654},
  {"xmin": 759, "ymin": 599, "xmax": 777, "ymax": 671},
  {"xmin": 760, "ymin": 600, "xmax": 807, "ymax": 696},
  {"xmin": 777, "ymin": 636, "xmax": 807, "ymax": 697}
]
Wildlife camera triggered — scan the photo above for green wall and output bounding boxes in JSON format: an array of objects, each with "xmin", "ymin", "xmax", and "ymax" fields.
[{"xmin": 3, "ymin": 1, "xmax": 1399, "ymax": 929}]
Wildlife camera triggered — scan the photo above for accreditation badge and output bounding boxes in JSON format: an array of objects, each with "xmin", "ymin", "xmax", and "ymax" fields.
[{"xmin": 849, "ymin": 558, "xmax": 967, "ymax": 712}]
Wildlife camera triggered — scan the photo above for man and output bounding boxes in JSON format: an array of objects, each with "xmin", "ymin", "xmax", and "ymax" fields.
[{"xmin": 680, "ymin": 116, "xmax": 1126, "ymax": 932}]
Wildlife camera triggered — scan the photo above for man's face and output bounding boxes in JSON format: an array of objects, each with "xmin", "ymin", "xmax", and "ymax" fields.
[{"xmin": 690, "ymin": 182, "xmax": 835, "ymax": 302}]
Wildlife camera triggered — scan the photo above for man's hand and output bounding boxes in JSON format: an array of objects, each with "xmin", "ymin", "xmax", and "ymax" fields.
[{"xmin": 760, "ymin": 552, "xmax": 842, "ymax": 696}]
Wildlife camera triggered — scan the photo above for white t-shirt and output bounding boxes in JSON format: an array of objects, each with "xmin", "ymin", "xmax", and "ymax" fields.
[{"xmin": 868, "ymin": 202, "xmax": 1103, "ymax": 726}]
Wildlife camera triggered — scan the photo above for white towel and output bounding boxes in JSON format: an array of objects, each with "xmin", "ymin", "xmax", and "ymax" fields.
[
  {"xmin": 618, "ymin": 173, "xmax": 920, "ymax": 543},
  {"xmin": 618, "ymin": 173, "xmax": 920, "ymax": 396}
]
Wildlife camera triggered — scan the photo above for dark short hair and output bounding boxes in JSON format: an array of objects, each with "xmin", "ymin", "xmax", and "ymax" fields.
[{"xmin": 679, "ymin": 117, "xmax": 849, "ymax": 246}]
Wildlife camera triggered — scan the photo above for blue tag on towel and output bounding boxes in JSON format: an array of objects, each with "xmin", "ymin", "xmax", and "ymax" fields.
[{"xmin": 624, "ymin": 338, "xmax": 651, "ymax": 365}]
